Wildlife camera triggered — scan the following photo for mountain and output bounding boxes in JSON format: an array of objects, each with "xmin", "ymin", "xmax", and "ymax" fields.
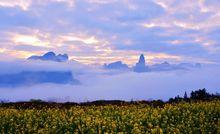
[
  {"xmin": 133, "ymin": 54, "xmax": 149, "ymax": 72},
  {"xmin": 177, "ymin": 63, "xmax": 202, "ymax": 69},
  {"xmin": 104, "ymin": 61, "xmax": 129, "ymax": 70},
  {"xmin": 28, "ymin": 52, "xmax": 69, "ymax": 62},
  {"xmin": 104, "ymin": 55, "xmax": 201, "ymax": 73},
  {"xmin": 150, "ymin": 61, "xmax": 182, "ymax": 71},
  {"xmin": 0, "ymin": 71, "xmax": 79, "ymax": 87},
  {"xmin": 150, "ymin": 62, "xmax": 202, "ymax": 71}
]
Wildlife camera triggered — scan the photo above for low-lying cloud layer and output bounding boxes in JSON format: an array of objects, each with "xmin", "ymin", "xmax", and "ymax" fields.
[{"xmin": 0, "ymin": 60, "xmax": 219, "ymax": 102}]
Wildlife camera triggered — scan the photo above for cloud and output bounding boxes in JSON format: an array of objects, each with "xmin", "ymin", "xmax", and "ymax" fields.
[
  {"xmin": 0, "ymin": 0, "xmax": 220, "ymax": 64},
  {"xmin": 0, "ymin": 62, "xmax": 219, "ymax": 102},
  {"xmin": 0, "ymin": 0, "xmax": 220, "ymax": 102},
  {"xmin": 0, "ymin": 0, "xmax": 75, "ymax": 10},
  {"xmin": 0, "ymin": 59, "xmax": 91, "ymax": 75},
  {"xmin": 13, "ymin": 44, "xmax": 47, "ymax": 52},
  {"xmin": 0, "ymin": 0, "xmax": 32, "ymax": 10},
  {"xmin": 13, "ymin": 34, "xmax": 50, "ymax": 47}
]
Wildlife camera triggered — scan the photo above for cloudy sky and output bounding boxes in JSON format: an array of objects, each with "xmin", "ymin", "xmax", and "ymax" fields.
[{"xmin": 0, "ymin": 0, "xmax": 220, "ymax": 65}]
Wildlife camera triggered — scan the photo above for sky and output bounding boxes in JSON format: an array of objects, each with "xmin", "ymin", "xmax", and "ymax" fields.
[
  {"xmin": 1, "ymin": 0, "xmax": 220, "ymax": 65},
  {"xmin": 0, "ymin": 0, "xmax": 220, "ymax": 102}
]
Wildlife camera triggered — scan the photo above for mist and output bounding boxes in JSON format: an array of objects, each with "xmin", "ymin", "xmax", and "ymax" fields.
[{"xmin": 0, "ymin": 60, "xmax": 219, "ymax": 102}]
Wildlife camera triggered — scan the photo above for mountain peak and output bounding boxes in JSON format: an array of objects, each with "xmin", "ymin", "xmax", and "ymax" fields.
[
  {"xmin": 28, "ymin": 52, "xmax": 69, "ymax": 62},
  {"xmin": 138, "ymin": 54, "xmax": 146, "ymax": 65},
  {"xmin": 104, "ymin": 61, "xmax": 129, "ymax": 70},
  {"xmin": 43, "ymin": 52, "xmax": 56, "ymax": 57},
  {"xmin": 134, "ymin": 54, "xmax": 149, "ymax": 72}
]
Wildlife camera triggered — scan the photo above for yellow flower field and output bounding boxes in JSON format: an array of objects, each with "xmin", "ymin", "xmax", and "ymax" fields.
[{"xmin": 0, "ymin": 101, "xmax": 219, "ymax": 134}]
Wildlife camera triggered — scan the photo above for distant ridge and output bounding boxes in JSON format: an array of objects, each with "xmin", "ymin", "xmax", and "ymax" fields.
[
  {"xmin": 0, "ymin": 71, "xmax": 79, "ymax": 87},
  {"xmin": 104, "ymin": 61, "xmax": 129, "ymax": 70},
  {"xmin": 104, "ymin": 54, "xmax": 201, "ymax": 73},
  {"xmin": 28, "ymin": 52, "xmax": 69, "ymax": 62}
]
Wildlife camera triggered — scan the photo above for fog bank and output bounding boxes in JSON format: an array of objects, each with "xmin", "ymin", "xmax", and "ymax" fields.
[{"xmin": 0, "ymin": 60, "xmax": 219, "ymax": 102}]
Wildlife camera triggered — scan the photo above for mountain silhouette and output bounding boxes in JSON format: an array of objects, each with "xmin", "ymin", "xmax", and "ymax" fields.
[
  {"xmin": 133, "ymin": 54, "xmax": 149, "ymax": 72},
  {"xmin": 0, "ymin": 71, "xmax": 79, "ymax": 87},
  {"xmin": 104, "ymin": 61, "xmax": 129, "ymax": 70},
  {"xmin": 150, "ymin": 62, "xmax": 202, "ymax": 71},
  {"xmin": 28, "ymin": 52, "xmax": 69, "ymax": 62}
]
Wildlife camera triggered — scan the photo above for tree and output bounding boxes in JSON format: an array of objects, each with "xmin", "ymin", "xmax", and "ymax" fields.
[
  {"xmin": 184, "ymin": 91, "xmax": 188, "ymax": 100},
  {"xmin": 190, "ymin": 88, "xmax": 210, "ymax": 100}
]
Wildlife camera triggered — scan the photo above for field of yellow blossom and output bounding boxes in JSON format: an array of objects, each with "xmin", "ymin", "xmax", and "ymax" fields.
[{"xmin": 0, "ymin": 101, "xmax": 219, "ymax": 133}]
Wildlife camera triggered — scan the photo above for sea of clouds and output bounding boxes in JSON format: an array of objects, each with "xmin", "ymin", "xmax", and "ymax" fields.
[{"xmin": 0, "ymin": 60, "xmax": 219, "ymax": 102}]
